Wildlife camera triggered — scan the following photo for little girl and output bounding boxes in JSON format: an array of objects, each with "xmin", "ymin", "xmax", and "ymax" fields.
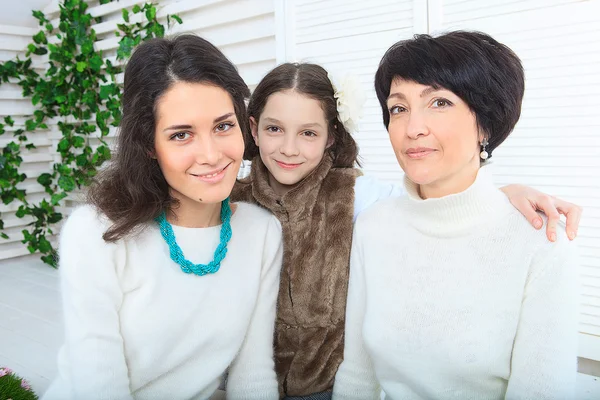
[
  {"xmin": 231, "ymin": 62, "xmax": 581, "ymax": 400},
  {"xmin": 44, "ymin": 35, "xmax": 281, "ymax": 400}
]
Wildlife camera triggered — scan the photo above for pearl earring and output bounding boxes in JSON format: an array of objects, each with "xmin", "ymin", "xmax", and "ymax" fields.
[{"xmin": 480, "ymin": 138, "xmax": 489, "ymax": 160}]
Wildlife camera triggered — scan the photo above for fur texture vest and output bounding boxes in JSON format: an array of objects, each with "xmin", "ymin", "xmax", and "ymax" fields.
[{"xmin": 231, "ymin": 155, "xmax": 358, "ymax": 397}]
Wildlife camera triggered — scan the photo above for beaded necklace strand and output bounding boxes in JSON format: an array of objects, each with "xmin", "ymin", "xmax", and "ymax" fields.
[{"xmin": 155, "ymin": 198, "xmax": 232, "ymax": 276}]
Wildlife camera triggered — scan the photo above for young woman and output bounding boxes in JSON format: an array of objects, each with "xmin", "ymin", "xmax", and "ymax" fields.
[
  {"xmin": 334, "ymin": 31, "xmax": 578, "ymax": 399},
  {"xmin": 43, "ymin": 35, "xmax": 281, "ymax": 400},
  {"xmin": 231, "ymin": 63, "xmax": 582, "ymax": 399}
]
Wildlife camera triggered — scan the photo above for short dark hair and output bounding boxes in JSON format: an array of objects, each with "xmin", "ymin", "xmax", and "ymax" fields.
[
  {"xmin": 88, "ymin": 34, "xmax": 250, "ymax": 242},
  {"xmin": 375, "ymin": 31, "xmax": 525, "ymax": 158},
  {"xmin": 245, "ymin": 62, "xmax": 360, "ymax": 168}
]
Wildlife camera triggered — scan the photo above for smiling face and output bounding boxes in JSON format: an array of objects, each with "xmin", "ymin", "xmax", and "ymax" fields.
[
  {"xmin": 386, "ymin": 79, "xmax": 483, "ymax": 198},
  {"xmin": 154, "ymin": 82, "xmax": 244, "ymax": 208},
  {"xmin": 251, "ymin": 90, "xmax": 332, "ymax": 195}
]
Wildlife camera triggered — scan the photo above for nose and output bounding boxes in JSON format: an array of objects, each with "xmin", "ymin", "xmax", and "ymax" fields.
[
  {"xmin": 195, "ymin": 134, "xmax": 222, "ymax": 165},
  {"xmin": 406, "ymin": 109, "xmax": 429, "ymax": 140},
  {"xmin": 280, "ymin": 133, "xmax": 300, "ymax": 157}
]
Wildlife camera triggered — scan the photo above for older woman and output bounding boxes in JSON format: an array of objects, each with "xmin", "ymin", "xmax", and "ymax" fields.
[{"xmin": 333, "ymin": 31, "xmax": 578, "ymax": 399}]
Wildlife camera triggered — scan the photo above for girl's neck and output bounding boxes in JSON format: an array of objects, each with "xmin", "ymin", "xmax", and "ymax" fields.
[
  {"xmin": 268, "ymin": 173, "xmax": 295, "ymax": 197},
  {"xmin": 167, "ymin": 191, "xmax": 222, "ymax": 228}
]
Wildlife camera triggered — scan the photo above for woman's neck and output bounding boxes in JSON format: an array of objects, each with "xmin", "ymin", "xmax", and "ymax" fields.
[
  {"xmin": 418, "ymin": 158, "xmax": 480, "ymax": 199},
  {"xmin": 167, "ymin": 190, "xmax": 222, "ymax": 228}
]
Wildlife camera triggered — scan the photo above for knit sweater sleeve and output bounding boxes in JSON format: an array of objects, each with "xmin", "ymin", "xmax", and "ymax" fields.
[
  {"xmin": 53, "ymin": 206, "xmax": 132, "ymax": 400},
  {"xmin": 226, "ymin": 216, "xmax": 283, "ymax": 399},
  {"xmin": 505, "ymin": 233, "xmax": 579, "ymax": 400},
  {"xmin": 332, "ymin": 220, "xmax": 381, "ymax": 400}
]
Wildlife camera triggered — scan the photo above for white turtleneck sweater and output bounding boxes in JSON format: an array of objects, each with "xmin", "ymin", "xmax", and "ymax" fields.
[
  {"xmin": 333, "ymin": 166, "xmax": 579, "ymax": 400},
  {"xmin": 43, "ymin": 202, "xmax": 282, "ymax": 400}
]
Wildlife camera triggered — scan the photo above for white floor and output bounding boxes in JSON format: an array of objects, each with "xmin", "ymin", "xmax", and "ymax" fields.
[{"xmin": 1, "ymin": 257, "xmax": 600, "ymax": 398}]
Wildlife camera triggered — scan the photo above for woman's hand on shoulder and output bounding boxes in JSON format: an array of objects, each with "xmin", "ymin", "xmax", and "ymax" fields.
[{"xmin": 500, "ymin": 184, "xmax": 582, "ymax": 242}]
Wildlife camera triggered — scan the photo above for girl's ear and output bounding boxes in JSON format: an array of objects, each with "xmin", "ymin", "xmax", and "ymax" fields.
[
  {"xmin": 326, "ymin": 127, "xmax": 335, "ymax": 149},
  {"xmin": 250, "ymin": 116, "xmax": 259, "ymax": 146}
]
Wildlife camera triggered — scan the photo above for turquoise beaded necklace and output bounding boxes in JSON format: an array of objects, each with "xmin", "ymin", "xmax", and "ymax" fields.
[{"xmin": 155, "ymin": 198, "xmax": 232, "ymax": 276}]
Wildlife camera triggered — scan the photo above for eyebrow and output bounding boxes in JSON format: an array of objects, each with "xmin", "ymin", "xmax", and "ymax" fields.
[
  {"xmin": 263, "ymin": 117, "xmax": 323, "ymax": 129},
  {"xmin": 163, "ymin": 124, "xmax": 192, "ymax": 132},
  {"xmin": 163, "ymin": 112, "xmax": 235, "ymax": 132},
  {"xmin": 263, "ymin": 117, "xmax": 282, "ymax": 125},
  {"xmin": 387, "ymin": 86, "xmax": 442, "ymax": 102}
]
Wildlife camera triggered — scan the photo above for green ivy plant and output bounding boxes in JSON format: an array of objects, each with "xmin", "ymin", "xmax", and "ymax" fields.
[{"xmin": 0, "ymin": 0, "xmax": 182, "ymax": 266}]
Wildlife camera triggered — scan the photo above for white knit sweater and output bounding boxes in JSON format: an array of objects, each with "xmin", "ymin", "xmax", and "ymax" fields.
[
  {"xmin": 43, "ymin": 202, "xmax": 282, "ymax": 400},
  {"xmin": 333, "ymin": 166, "xmax": 579, "ymax": 400}
]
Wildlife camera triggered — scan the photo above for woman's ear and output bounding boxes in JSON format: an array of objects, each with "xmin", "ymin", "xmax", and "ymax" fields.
[{"xmin": 250, "ymin": 116, "xmax": 259, "ymax": 146}]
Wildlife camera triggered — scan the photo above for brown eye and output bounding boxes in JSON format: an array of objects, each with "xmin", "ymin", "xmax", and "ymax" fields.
[
  {"xmin": 389, "ymin": 105, "xmax": 407, "ymax": 115},
  {"xmin": 433, "ymin": 99, "xmax": 452, "ymax": 108},
  {"xmin": 216, "ymin": 123, "xmax": 234, "ymax": 132},
  {"xmin": 171, "ymin": 132, "xmax": 190, "ymax": 141}
]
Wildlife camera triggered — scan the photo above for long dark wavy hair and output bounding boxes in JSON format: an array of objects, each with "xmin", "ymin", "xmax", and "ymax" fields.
[
  {"xmin": 87, "ymin": 34, "xmax": 250, "ymax": 242},
  {"xmin": 245, "ymin": 63, "xmax": 360, "ymax": 168}
]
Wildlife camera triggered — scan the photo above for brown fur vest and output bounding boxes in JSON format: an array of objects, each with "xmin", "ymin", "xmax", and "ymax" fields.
[{"xmin": 231, "ymin": 155, "xmax": 358, "ymax": 397}]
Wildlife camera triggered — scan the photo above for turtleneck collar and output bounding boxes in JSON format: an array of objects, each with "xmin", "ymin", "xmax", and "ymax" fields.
[
  {"xmin": 400, "ymin": 165, "xmax": 514, "ymax": 237},
  {"xmin": 249, "ymin": 154, "xmax": 334, "ymax": 222}
]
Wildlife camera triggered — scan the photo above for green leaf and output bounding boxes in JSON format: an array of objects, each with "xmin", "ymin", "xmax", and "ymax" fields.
[
  {"xmin": 47, "ymin": 212, "xmax": 63, "ymax": 224},
  {"xmin": 51, "ymin": 192, "xmax": 67, "ymax": 205},
  {"xmin": 171, "ymin": 14, "xmax": 183, "ymax": 24},
  {"xmin": 122, "ymin": 8, "xmax": 129, "ymax": 22},
  {"xmin": 73, "ymin": 136, "xmax": 85, "ymax": 148},
  {"xmin": 32, "ymin": 10, "xmax": 46, "ymax": 23},
  {"xmin": 146, "ymin": 6, "xmax": 157, "ymax": 21},
  {"xmin": 76, "ymin": 61, "xmax": 87, "ymax": 72},
  {"xmin": 37, "ymin": 173, "xmax": 52, "ymax": 186},
  {"xmin": 58, "ymin": 138, "xmax": 70, "ymax": 151},
  {"xmin": 99, "ymin": 84, "xmax": 115, "ymax": 100},
  {"xmin": 81, "ymin": 40, "xmax": 94, "ymax": 55},
  {"xmin": 16, "ymin": 206, "xmax": 27, "ymax": 218},
  {"xmin": 0, "ymin": 233, "xmax": 8, "ymax": 240},
  {"xmin": 25, "ymin": 119, "xmax": 37, "ymax": 131},
  {"xmin": 89, "ymin": 54, "xmax": 103, "ymax": 71},
  {"xmin": 45, "ymin": 22, "xmax": 53, "ymax": 32},
  {"xmin": 4, "ymin": 116, "xmax": 14, "ymax": 126},
  {"xmin": 58, "ymin": 175, "xmax": 76, "ymax": 191},
  {"xmin": 41, "ymin": 254, "xmax": 57, "ymax": 267},
  {"xmin": 117, "ymin": 36, "xmax": 135, "ymax": 60},
  {"xmin": 132, "ymin": 4, "xmax": 141, "ymax": 13},
  {"xmin": 38, "ymin": 236, "xmax": 52, "ymax": 253},
  {"xmin": 33, "ymin": 31, "xmax": 47, "ymax": 44}
]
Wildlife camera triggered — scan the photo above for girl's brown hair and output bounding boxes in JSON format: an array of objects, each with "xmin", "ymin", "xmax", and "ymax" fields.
[
  {"xmin": 245, "ymin": 63, "xmax": 360, "ymax": 168},
  {"xmin": 87, "ymin": 34, "xmax": 250, "ymax": 242}
]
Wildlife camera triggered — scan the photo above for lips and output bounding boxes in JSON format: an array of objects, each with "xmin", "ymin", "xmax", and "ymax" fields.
[
  {"xmin": 191, "ymin": 163, "xmax": 231, "ymax": 183},
  {"xmin": 275, "ymin": 160, "xmax": 302, "ymax": 170},
  {"xmin": 406, "ymin": 147, "xmax": 436, "ymax": 159}
]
